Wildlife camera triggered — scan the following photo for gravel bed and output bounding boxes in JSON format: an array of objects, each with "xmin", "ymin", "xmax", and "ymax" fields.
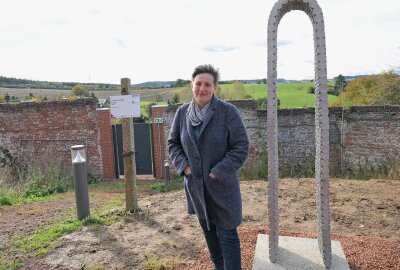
[{"xmin": 181, "ymin": 226, "xmax": 400, "ymax": 270}]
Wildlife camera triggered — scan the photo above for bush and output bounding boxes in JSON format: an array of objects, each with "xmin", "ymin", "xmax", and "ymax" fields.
[
  {"xmin": 341, "ymin": 160, "xmax": 400, "ymax": 180},
  {"xmin": 149, "ymin": 179, "xmax": 183, "ymax": 193},
  {"xmin": 87, "ymin": 173, "xmax": 102, "ymax": 185},
  {"xmin": 150, "ymin": 182, "xmax": 166, "ymax": 192},
  {"xmin": 23, "ymin": 167, "xmax": 72, "ymax": 198},
  {"xmin": 0, "ymin": 196, "xmax": 12, "ymax": 205},
  {"xmin": 81, "ymin": 216, "xmax": 103, "ymax": 226}
]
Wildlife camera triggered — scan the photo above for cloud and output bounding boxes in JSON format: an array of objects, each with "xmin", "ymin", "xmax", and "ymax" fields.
[
  {"xmin": 49, "ymin": 19, "xmax": 68, "ymax": 26},
  {"xmin": 253, "ymin": 39, "xmax": 293, "ymax": 47},
  {"xmin": 277, "ymin": 40, "xmax": 292, "ymax": 46},
  {"xmin": 89, "ymin": 9, "xmax": 100, "ymax": 15},
  {"xmin": 202, "ymin": 44, "xmax": 240, "ymax": 53},
  {"xmin": 115, "ymin": 38, "xmax": 126, "ymax": 48},
  {"xmin": 253, "ymin": 41, "xmax": 266, "ymax": 47}
]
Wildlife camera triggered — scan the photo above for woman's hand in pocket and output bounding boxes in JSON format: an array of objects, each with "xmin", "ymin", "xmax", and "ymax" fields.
[
  {"xmin": 184, "ymin": 167, "xmax": 192, "ymax": 176},
  {"xmin": 209, "ymin": 172, "xmax": 217, "ymax": 180}
]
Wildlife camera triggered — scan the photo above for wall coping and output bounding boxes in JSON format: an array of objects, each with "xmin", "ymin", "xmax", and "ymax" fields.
[
  {"xmin": 156, "ymin": 100, "xmax": 400, "ymax": 116},
  {"xmin": 0, "ymin": 98, "xmax": 98, "ymax": 111}
]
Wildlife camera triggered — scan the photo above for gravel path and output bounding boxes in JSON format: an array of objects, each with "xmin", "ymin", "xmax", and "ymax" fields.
[{"xmin": 182, "ymin": 227, "xmax": 400, "ymax": 270}]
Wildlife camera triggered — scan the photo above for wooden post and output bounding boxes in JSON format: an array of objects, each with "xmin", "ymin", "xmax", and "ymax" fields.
[{"xmin": 121, "ymin": 78, "xmax": 139, "ymax": 212}]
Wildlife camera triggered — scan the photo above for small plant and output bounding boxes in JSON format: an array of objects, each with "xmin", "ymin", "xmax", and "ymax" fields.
[
  {"xmin": 0, "ymin": 258, "xmax": 23, "ymax": 270},
  {"xmin": 22, "ymin": 166, "xmax": 72, "ymax": 198},
  {"xmin": 280, "ymin": 157, "xmax": 315, "ymax": 178},
  {"xmin": 12, "ymin": 218, "xmax": 81, "ymax": 257},
  {"xmin": 0, "ymin": 146, "xmax": 27, "ymax": 185},
  {"xmin": 151, "ymin": 182, "xmax": 166, "ymax": 192},
  {"xmin": 342, "ymin": 160, "xmax": 400, "ymax": 180},
  {"xmin": 87, "ymin": 173, "xmax": 102, "ymax": 185},
  {"xmin": 144, "ymin": 257, "xmax": 185, "ymax": 270},
  {"xmin": 240, "ymin": 161, "xmax": 268, "ymax": 180},
  {"xmin": 147, "ymin": 178, "xmax": 183, "ymax": 193},
  {"xmin": 81, "ymin": 216, "xmax": 104, "ymax": 226},
  {"xmin": 0, "ymin": 196, "xmax": 12, "ymax": 205},
  {"xmin": 87, "ymin": 265, "xmax": 105, "ymax": 270},
  {"xmin": 388, "ymin": 160, "xmax": 400, "ymax": 180}
]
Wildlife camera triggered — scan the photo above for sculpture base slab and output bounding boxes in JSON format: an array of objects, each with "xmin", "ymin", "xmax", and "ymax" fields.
[{"xmin": 252, "ymin": 235, "xmax": 350, "ymax": 270}]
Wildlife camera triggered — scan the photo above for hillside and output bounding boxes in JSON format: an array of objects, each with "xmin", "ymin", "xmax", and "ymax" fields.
[{"xmin": 0, "ymin": 76, "xmax": 175, "ymax": 90}]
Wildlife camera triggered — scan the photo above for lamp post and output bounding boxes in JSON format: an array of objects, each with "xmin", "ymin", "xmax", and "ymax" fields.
[
  {"xmin": 70, "ymin": 145, "xmax": 90, "ymax": 220},
  {"xmin": 164, "ymin": 160, "xmax": 170, "ymax": 183}
]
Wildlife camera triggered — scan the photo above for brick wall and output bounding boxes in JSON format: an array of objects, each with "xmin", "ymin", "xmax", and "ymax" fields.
[
  {"xmin": 152, "ymin": 105, "xmax": 168, "ymax": 179},
  {"xmin": 97, "ymin": 108, "xmax": 116, "ymax": 179},
  {"xmin": 153, "ymin": 101, "xmax": 400, "ymax": 176},
  {"xmin": 338, "ymin": 106, "xmax": 400, "ymax": 169},
  {"xmin": 0, "ymin": 99, "xmax": 116, "ymax": 178}
]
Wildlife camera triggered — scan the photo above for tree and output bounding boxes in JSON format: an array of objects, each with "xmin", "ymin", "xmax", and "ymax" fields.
[
  {"xmin": 71, "ymin": 84, "xmax": 89, "ymax": 97},
  {"xmin": 178, "ymin": 85, "xmax": 193, "ymax": 102},
  {"xmin": 171, "ymin": 93, "xmax": 180, "ymax": 104},
  {"xmin": 5, "ymin": 93, "xmax": 10, "ymax": 102},
  {"xmin": 146, "ymin": 102, "xmax": 157, "ymax": 118},
  {"xmin": 0, "ymin": 95, "xmax": 5, "ymax": 103},
  {"xmin": 155, "ymin": 94, "xmax": 163, "ymax": 102},
  {"xmin": 174, "ymin": 79, "xmax": 190, "ymax": 87},
  {"xmin": 215, "ymin": 86, "xmax": 225, "ymax": 100},
  {"xmin": 333, "ymin": 74, "xmax": 347, "ymax": 95},
  {"xmin": 226, "ymin": 81, "xmax": 247, "ymax": 100},
  {"xmin": 330, "ymin": 71, "xmax": 400, "ymax": 106}
]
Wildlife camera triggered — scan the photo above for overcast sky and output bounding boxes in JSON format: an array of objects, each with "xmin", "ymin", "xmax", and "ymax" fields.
[{"xmin": 0, "ymin": 0, "xmax": 399, "ymax": 84}]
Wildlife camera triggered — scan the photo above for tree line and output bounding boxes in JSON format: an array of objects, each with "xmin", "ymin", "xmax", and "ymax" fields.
[{"xmin": 0, "ymin": 76, "xmax": 118, "ymax": 91}]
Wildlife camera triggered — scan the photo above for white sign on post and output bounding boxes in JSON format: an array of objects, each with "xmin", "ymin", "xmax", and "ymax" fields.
[{"xmin": 110, "ymin": 95, "xmax": 140, "ymax": 118}]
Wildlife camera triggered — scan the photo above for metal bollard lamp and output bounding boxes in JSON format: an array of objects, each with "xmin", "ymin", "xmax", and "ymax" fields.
[
  {"xmin": 164, "ymin": 160, "xmax": 170, "ymax": 182},
  {"xmin": 70, "ymin": 145, "xmax": 90, "ymax": 220}
]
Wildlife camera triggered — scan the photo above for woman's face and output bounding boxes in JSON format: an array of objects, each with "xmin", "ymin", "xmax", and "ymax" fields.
[{"xmin": 192, "ymin": 73, "xmax": 216, "ymax": 109}]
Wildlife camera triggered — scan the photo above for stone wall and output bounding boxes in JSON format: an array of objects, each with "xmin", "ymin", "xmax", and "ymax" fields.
[
  {"xmin": 0, "ymin": 99, "xmax": 115, "ymax": 178},
  {"xmin": 152, "ymin": 101, "xmax": 400, "ymax": 176}
]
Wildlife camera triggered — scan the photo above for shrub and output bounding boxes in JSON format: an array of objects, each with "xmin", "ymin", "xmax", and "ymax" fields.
[
  {"xmin": 23, "ymin": 167, "xmax": 72, "ymax": 198},
  {"xmin": 151, "ymin": 182, "xmax": 166, "ymax": 193},
  {"xmin": 0, "ymin": 196, "xmax": 12, "ymax": 205}
]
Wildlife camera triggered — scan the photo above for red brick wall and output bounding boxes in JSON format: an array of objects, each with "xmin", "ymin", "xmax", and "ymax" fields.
[
  {"xmin": 151, "ymin": 105, "xmax": 167, "ymax": 179},
  {"xmin": 153, "ymin": 102, "xmax": 400, "ymax": 176},
  {"xmin": 0, "ymin": 99, "xmax": 116, "ymax": 178},
  {"xmin": 97, "ymin": 108, "xmax": 116, "ymax": 179}
]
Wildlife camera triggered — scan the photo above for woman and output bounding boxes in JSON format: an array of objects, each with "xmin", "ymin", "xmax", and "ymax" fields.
[{"xmin": 168, "ymin": 64, "xmax": 249, "ymax": 270}]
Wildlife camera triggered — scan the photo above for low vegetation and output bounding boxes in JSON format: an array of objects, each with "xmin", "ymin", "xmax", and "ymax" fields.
[
  {"xmin": 0, "ymin": 147, "xmax": 73, "ymax": 205},
  {"xmin": 2, "ymin": 72, "xmax": 399, "ymax": 117},
  {"xmin": 331, "ymin": 71, "xmax": 400, "ymax": 106}
]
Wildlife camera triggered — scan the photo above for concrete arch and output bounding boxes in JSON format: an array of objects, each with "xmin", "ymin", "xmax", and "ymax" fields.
[{"xmin": 267, "ymin": 0, "xmax": 331, "ymax": 268}]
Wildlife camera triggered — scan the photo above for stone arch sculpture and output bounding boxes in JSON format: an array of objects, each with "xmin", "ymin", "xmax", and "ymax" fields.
[{"xmin": 267, "ymin": 0, "xmax": 331, "ymax": 268}]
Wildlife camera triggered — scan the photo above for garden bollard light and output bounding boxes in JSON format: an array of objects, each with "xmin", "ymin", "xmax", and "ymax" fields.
[
  {"xmin": 70, "ymin": 145, "xmax": 90, "ymax": 220},
  {"xmin": 164, "ymin": 160, "xmax": 170, "ymax": 182}
]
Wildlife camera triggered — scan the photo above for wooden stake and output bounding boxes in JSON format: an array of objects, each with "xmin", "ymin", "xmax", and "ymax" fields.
[{"xmin": 121, "ymin": 78, "xmax": 138, "ymax": 212}]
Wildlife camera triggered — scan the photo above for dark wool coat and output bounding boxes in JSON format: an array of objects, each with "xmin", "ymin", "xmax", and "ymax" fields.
[{"xmin": 168, "ymin": 96, "xmax": 249, "ymax": 230}]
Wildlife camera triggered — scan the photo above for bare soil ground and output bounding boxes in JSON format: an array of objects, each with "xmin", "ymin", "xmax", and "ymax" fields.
[{"xmin": 1, "ymin": 178, "xmax": 399, "ymax": 269}]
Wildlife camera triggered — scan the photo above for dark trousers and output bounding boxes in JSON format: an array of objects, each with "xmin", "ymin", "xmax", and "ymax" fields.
[{"xmin": 198, "ymin": 219, "xmax": 242, "ymax": 270}]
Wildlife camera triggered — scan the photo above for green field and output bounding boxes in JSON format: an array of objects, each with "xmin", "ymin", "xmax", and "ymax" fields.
[
  {"xmin": 2, "ymin": 81, "xmax": 339, "ymax": 112},
  {"xmin": 218, "ymin": 82, "xmax": 338, "ymax": 109}
]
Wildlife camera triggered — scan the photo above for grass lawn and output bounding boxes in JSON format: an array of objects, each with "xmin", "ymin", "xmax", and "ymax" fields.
[{"xmin": 218, "ymin": 82, "xmax": 338, "ymax": 108}]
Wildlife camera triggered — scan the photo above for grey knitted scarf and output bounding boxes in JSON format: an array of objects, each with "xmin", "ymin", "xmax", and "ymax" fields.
[{"xmin": 187, "ymin": 98, "xmax": 212, "ymax": 127}]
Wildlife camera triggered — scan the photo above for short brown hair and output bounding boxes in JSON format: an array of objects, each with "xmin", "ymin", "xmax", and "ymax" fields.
[{"xmin": 192, "ymin": 64, "xmax": 220, "ymax": 85}]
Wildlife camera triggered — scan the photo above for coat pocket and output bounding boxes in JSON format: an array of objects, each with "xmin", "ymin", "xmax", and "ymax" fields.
[{"xmin": 208, "ymin": 175, "xmax": 226, "ymax": 189}]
